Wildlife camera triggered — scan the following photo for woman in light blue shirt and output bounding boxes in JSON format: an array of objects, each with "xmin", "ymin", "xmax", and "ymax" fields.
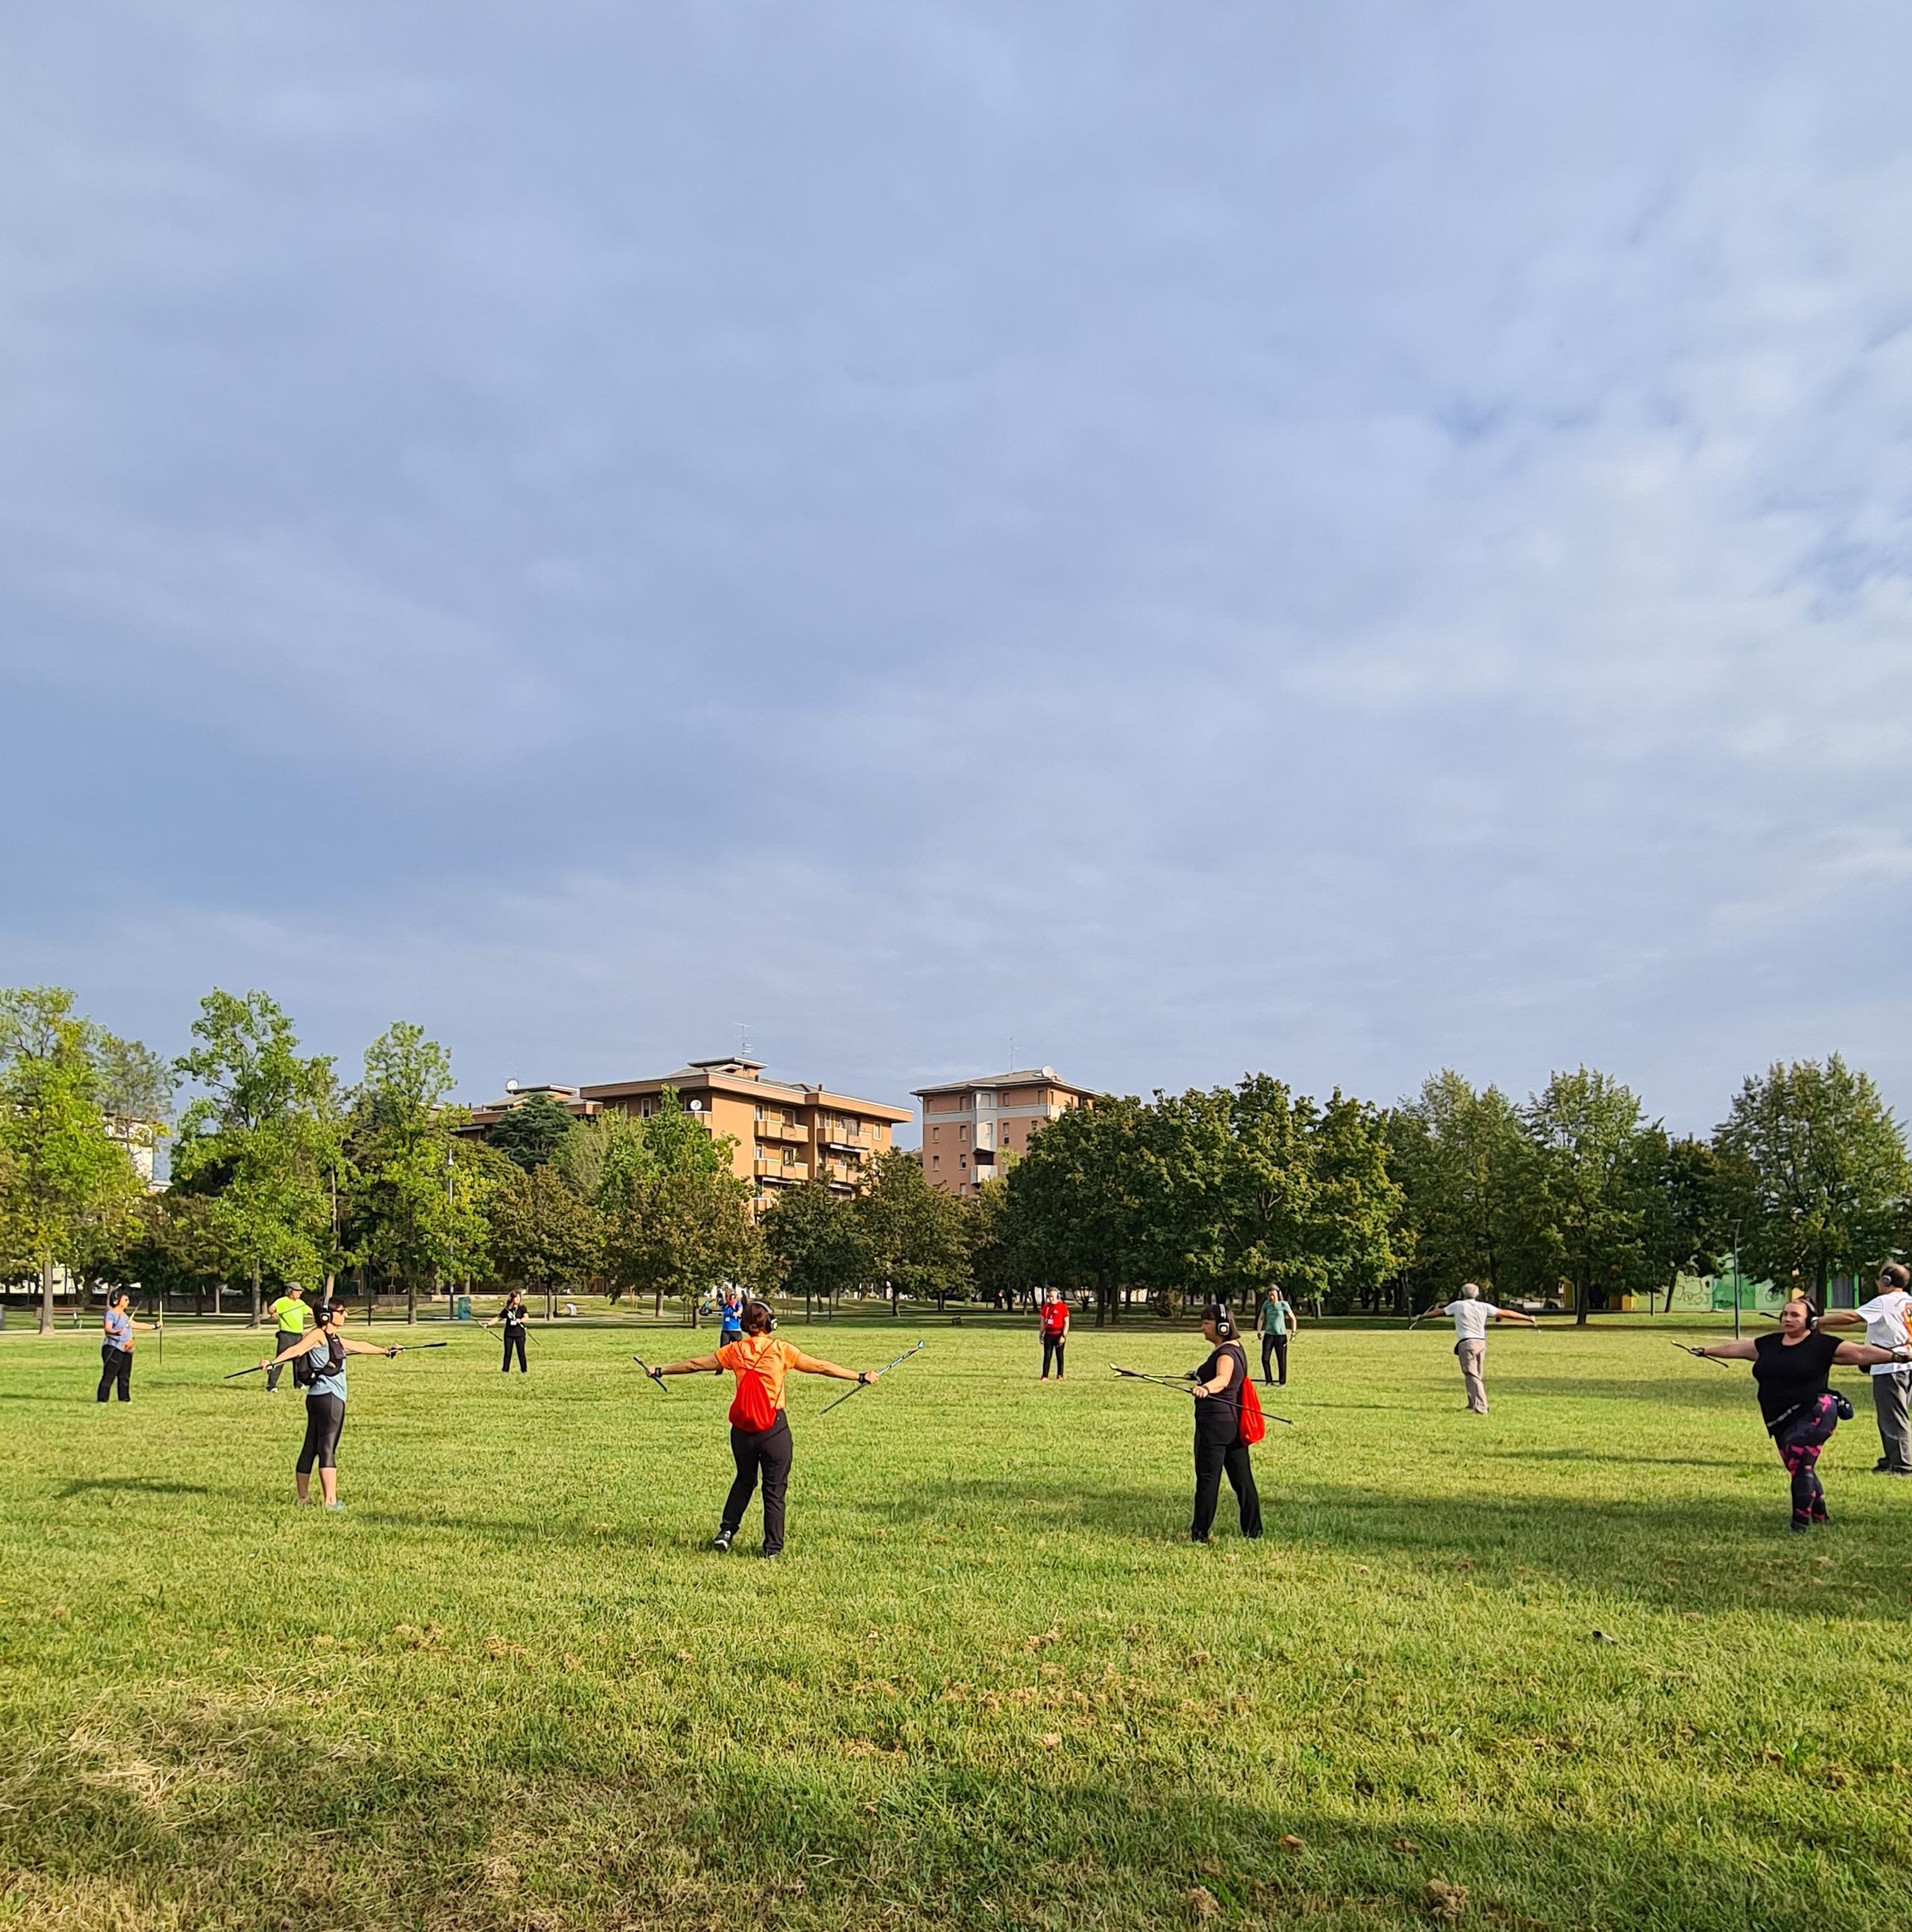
[
  {"xmin": 97, "ymin": 1290, "xmax": 155, "ymax": 1404},
  {"xmin": 261, "ymin": 1300, "xmax": 398, "ymax": 1510}
]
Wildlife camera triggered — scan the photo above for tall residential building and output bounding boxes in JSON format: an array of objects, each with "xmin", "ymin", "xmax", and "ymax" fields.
[
  {"xmin": 911, "ymin": 1066, "xmax": 1094, "ymax": 1196},
  {"xmin": 465, "ymin": 1057, "xmax": 910, "ymax": 1210}
]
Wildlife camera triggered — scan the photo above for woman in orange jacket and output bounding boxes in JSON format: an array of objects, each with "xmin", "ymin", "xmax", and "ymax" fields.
[{"xmin": 648, "ymin": 1301, "xmax": 872, "ymax": 1557}]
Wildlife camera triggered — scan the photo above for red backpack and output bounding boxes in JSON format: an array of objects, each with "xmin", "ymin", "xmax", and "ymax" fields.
[{"xmin": 1237, "ymin": 1376, "xmax": 1267, "ymax": 1446}]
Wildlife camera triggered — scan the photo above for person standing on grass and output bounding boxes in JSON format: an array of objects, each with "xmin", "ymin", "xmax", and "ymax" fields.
[
  {"xmin": 1189, "ymin": 1304, "xmax": 1262, "ymax": 1544},
  {"xmin": 1255, "ymin": 1285, "xmax": 1295, "ymax": 1388},
  {"xmin": 485, "ymin": 1290, "xmax": 530, "ymax": 1373},
  {"xmin": 1817, "ymin": 1263, "xmax": 1912, "ymax": 1474},
  {"xmin": 718, "ymin": 1286, "xmax": 745, "ymax": 1347},
  {"xmin": 1038, "ymin": 1287, "xmax": 1070, "ymax": 1380},
  {"xmin": 96, "ymin": 1290, "xmax": 155, "ymax": 1403},
  {"xmin": 261, "ymin": 1299, "xmax": 400, "ymax": 1511},
  {"xmin": 264, "ymin": 1283, "xmax": 309, "ymax": 1393},
  {"xmin": 646, "ymin": 1299, "xmax": 872, "ymax": 1559},
  {"xmin": 1686, "ymin": 1298, "xmax": 1911, "ymax": 1532},
  {"xmin": 1418, "ymin": 1282, "xmax": 1537, "ymax": 1414}
]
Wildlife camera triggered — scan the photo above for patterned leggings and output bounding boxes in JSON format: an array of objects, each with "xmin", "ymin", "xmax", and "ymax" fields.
[{"xmin": 1774, "ymin": 1394, "xmax": 1840, "ymax": 1523}]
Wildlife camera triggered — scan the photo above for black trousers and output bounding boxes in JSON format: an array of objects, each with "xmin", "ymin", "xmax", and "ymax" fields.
[
  {"xmin": 96, "ymin": 1344, "xmax": 131, "ymax": 1403},
  {"xmin": 297, "ymin": 1393, "xmax": 347, "ymax": 1473},
  {"xmin": 724, "ymin": 1414, "xmax": 793, "ymax": 1553},
  {"xmin": 1041, "ymin": 1334, "xmax": 1066, "ymax": 1378},
  {"xmin": 502, "ymin": 1329, "xmax": 527, "ymax": 1373},
  {"xmin": 266, "ymin": 1330, "xmax": 299, "ymax": 1391},
  {"xmin": 1192, "ymin": 1435, "xmax": 1261, "ymax": 1539},
  {"xmin": 1260, "ymin": 1332, "xmax": 1288, "ymax": 1385}
]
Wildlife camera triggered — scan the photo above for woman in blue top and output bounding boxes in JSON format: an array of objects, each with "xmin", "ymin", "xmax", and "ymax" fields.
[
  {"xmin": 261, "ymin": 1300, "xmax": 398, "ymax": 1511},
  {"xmin": 97, "ymin": 1289, "xmax": 155, "ymax": 1403}
]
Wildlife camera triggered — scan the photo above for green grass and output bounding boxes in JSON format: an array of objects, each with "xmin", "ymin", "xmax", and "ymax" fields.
[{"xmin": 3, "ymin": 1314, "xmax": 1910, "ymax": 1931}]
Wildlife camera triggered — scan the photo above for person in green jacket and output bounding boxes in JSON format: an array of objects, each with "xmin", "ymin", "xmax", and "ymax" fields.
[{"xmin": 264, "ymin": 1284, "xmax": 310, "ymax": 1393}]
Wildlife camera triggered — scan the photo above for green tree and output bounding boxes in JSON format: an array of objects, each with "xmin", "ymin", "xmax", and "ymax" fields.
[
  {"xmin": 760, "ymin": 1178, "xmax": 867, "ymax": 1318},
  {"xmin": 1002, "ymin": 1096, "xmax": 1148, "ymax": 1325},
  {"xmin": 965, "ymin": 1174, "xmax": 1034, "ymax": 1309},
  {"xmin": 1714, "ymin": 1056, "xmax": 1912, "ymax": 1300},
  {"xmin": 1388, "ymin": 1072, "xmax": 1531, "ymax": 1305},
  {"xmin": 0, "ymin": 989, "xmax": 154, "ymax": 1332},
  {"xmin": 603, "ymin": 1161, "xmax": 760, "ymax": 1323},
  {"xmin": 488, "ymin": 1164, "xmax": 604, "ymax": 1318},
  {"xmin": 173, "ymin": 991, "xmax": 344, "ymax": 1326},
  {"xmin": 346, "ymin": 1022, "xmax": 491, "ymax": 1324},
  {"xmin": 484, "ymin": 1094, "xmax": 579, "ymax": 1172},
  {"xmin": 1521, "ymin": 1067, "xmax": 1666, "ymax": 1322},
  {"xmin": 854, "ymin": 1147, "xmax": 971, "ymax": 1314}
]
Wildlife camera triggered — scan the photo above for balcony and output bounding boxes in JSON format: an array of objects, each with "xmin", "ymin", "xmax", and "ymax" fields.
[
  {"xmin": 755, "ymin": 1116, "xmax": 807, "ymax": 1143},
  {"xmin": 757, "ymin": 1161, "xmax": 810, "ymax": 1186}
]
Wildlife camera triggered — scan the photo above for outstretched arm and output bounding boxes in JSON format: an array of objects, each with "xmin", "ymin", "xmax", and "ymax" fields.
[
  {"xmin": 1494, "ymin": 1308, "xmax": 1540, "ymax": 1327},
  {"xmin": 1817, "ymin": 1311, "xmax": 1866, "ymax": 1331},
  {"xmin": 786, "ymin": 1349, "xmax": 871, "ymax": 1385},
  {"xmin": 1689, "ymin": 1338, "xmax": 1758, "ymax": 1361},
  {"xmin": 1834, "ymin": 1340, "xmax": 1912, "ymax": 1369},
  {"xmin": 654, "ymin": 1350, "xmax": 726, "ymax": 1376},
  {"xmin": 261, "ymin": 1329, "xmax": 326, "ymax": 1369},
  {"xmin": 340, "ymin": 1337, "xmax": 400, "ymax": 1358}
]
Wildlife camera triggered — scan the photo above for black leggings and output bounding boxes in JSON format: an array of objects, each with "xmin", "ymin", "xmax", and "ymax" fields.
[
  {"xmin": 297, "ymin": 1393, "xmax": 346, "ymax": 1473},
  {"xmin": 724, "ymin": 1414, "xmax": 794, "ymax": 1554},
  {"xmin": 1260, "ymin": 1333, "xmax": 1288, "ymax": 1385},
  {"xmin": 1042, "ymin": 1334, "xmax": 1066, "ymax": 1378},
  {"xmin": 502, "ymin": 1329, "xmax": 527, "ymax": 1373},
  {"xmin": 1775, "ymin": 1394, "xmax": 1839, "ymax": 1523},
  {"xmin": 1192, "ymin": 1434, "xmax": 1262, "ymax": 1539},
  {"xmin": 96, "ymin": 1345, "xmax": 131, "ymax": 1403}
]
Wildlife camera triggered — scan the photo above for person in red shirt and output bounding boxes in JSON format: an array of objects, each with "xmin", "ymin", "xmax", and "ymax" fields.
[
  {"xmin": 1038, "ymin": 1288, "xmax": 1070, "ymax": 1381},
  {"xmin": 648, "ymin": 1302, "xmax": 872, "ymax": 1557}
]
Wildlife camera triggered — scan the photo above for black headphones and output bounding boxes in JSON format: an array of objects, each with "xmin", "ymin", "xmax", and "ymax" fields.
[
  {"xmin": 1203, "ymin": 1303, "xmax": 1236, "ymax": 1341},
  {"xmin": 745, "ymin": 1298, "xmax": 777, "ymax": 1333}
]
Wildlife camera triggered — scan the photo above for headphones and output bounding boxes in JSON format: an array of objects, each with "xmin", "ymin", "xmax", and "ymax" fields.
[
  {"xmin": 745, "ymin": 1298, "xmax": 777, "ymax": 1333},
  {"xmin": 1203, "ymin": 1303, "xmax": 1236, "ymax": 1341}
]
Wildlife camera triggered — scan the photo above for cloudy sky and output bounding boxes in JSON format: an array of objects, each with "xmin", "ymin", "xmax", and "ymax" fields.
[{"xmin": 6, "ymin": 2, "xmax": 1911, "ymax": 1136}]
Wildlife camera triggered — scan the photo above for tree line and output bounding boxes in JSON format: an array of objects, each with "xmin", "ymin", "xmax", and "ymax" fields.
[{"xmin": 4, "ymin": 984, "xmax": 1908, "ymax": 1327}]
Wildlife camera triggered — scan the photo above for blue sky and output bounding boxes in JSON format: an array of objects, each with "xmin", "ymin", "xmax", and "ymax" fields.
[{"xmin": 6, "ymin": 3, "xmax": 1911, "ymax": 1137}]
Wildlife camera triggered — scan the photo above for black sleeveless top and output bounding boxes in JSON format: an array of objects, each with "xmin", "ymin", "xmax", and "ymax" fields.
[
  {"xmin": 1752, "ymin": 1331, "xmax": 1840, "ymax": 1431},
  {"xmin": 1194, "ymin": 1341, "xmax": 1247, "ymax": 1444}
]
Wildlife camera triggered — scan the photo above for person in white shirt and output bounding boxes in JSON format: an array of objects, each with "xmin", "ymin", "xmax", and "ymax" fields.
[
  {"xmin": 1415, "ymin": 1281, "xmax": 1539, "ymax": 1414},
  {"xmin": 1819, "ymin": 1262, "xmax": 1912, "ymax": 1474}
]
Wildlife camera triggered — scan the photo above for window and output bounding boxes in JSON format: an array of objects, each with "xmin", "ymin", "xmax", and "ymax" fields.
[
  {"xmin": 754, "ymin": 1105, "xmax": 765, "ymax": 1122},
  {"xmin": 931, "ymin": 1155, "xmax": 940, "ymax": 1170},
  {"xmin": 959, "ymin": 1155, "xmax": 967, "ymax": 1169},
  {"xmin": 959, "ymin": 1125, "xmax": 968, "ymax": 1143},
  {"xmin": 931, "ymin": 1126, "xmax": 940, "ymax": 1143}
]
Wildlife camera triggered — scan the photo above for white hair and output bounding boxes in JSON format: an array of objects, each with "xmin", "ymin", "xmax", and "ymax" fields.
[{"xmin": 1458, "ymin": 1281, "xmax": 1481, "ymax": 1299}]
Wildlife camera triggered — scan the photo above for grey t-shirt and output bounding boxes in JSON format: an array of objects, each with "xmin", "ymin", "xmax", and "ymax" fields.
[{"xmin": 1445, "ymin": 1300, "xmax": 1497, "ymax": 1343}]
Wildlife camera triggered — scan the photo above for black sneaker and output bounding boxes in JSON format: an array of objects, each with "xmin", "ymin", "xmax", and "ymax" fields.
[
  {"xmin": 711, "ymin": 1529, "xmax": 734, "ymax": 1553},
  {"xmin": 1874, "ymin": 1459, "xmax": 1894, "ymax": 1473},
  {"xmin": 1787, "ymin": 1519, "xmax": 1811, "ymax": 1535}
]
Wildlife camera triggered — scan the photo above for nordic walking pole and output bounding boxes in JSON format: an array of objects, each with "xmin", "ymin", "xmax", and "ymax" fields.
[
  {"xmin": 1109, "ymin": 1364, "xmax": 1295, "ymax": 1426},
  {"xmin": 1670, "ymin": 1342, "xmax": 1734, "ymax": 1368},
  {"xmin": 821, "ymin": 1339, "xmax": 925, "ymax": 1415},
  {"xmin": 633, "ymin": 1354, "xmax": 671, "ymax": 1392},
  {"xmin": 223, "ymin": 1362, "xmax": 267, "ymax": 1381},
  {"xmin": 388, "ymin": 1342, "xmax": 451, "ymax": 1355}
]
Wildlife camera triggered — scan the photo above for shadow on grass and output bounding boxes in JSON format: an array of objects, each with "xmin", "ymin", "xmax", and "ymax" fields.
[
  {"xmin": 3, "ymin": 1700, "xmax": 1899, "ymax": 1932},
  {"xmin": 55, "ymin": 1478, "xmax": 215, "ymax": 1500}
]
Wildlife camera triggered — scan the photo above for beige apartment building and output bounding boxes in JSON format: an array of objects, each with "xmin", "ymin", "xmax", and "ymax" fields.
[
  {"xmin": 912, "ymin": 1066, "xmax": 1094, "ymax": 1196},
  {"xmin": 465, "ymin": 1057, "xmax": 910, "ymax": 1210}
]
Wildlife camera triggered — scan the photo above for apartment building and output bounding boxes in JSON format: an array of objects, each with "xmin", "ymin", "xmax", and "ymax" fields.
[
  {"xmin": 467, "ymin": 1058, "xmax": 910, "ymax": 1209},
  {"xmin": 911, "ymin": 1066, "xmax": 1094, "ymax": 1196}
]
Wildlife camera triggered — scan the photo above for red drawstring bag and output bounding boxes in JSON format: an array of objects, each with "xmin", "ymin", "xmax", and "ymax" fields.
[
  {"xmin": 729, "ymin": 1366, "xmax": 779, "ymax": 1432},
  {"xmin": 1237, "ymin": 1377, "xmax": 1267, "ymax": 1446}
]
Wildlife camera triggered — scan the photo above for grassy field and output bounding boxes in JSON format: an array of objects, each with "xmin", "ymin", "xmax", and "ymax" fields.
[{"xmin": 3, "ymin": 1311, "xmax": 1911, "ymax": 1932}]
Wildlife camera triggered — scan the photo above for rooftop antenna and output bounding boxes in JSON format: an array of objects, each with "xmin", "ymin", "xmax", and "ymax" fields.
[
  {"xmin": 1008, "ymin": 1034, "xmax": 1014, "ymax": 1072},
  {"xmin": 738, "ymin": 1022, "xmax": 752, "ymax": 1060}
]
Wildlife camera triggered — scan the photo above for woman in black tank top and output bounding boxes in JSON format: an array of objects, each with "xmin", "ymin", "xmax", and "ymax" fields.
[
  {"xmin": 1188, "ymin": 1305, "xmax": 1262, "ymax": 1544},
  {"xmin": 1686, "ymin": 1298, "xmax": 1910, "ymax": 1532}
]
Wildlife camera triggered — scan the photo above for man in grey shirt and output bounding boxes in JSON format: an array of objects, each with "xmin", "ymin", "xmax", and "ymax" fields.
[{"xmin": 1417, "ymin": 1281, "xmax": 1539, "ymax": 1414}]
